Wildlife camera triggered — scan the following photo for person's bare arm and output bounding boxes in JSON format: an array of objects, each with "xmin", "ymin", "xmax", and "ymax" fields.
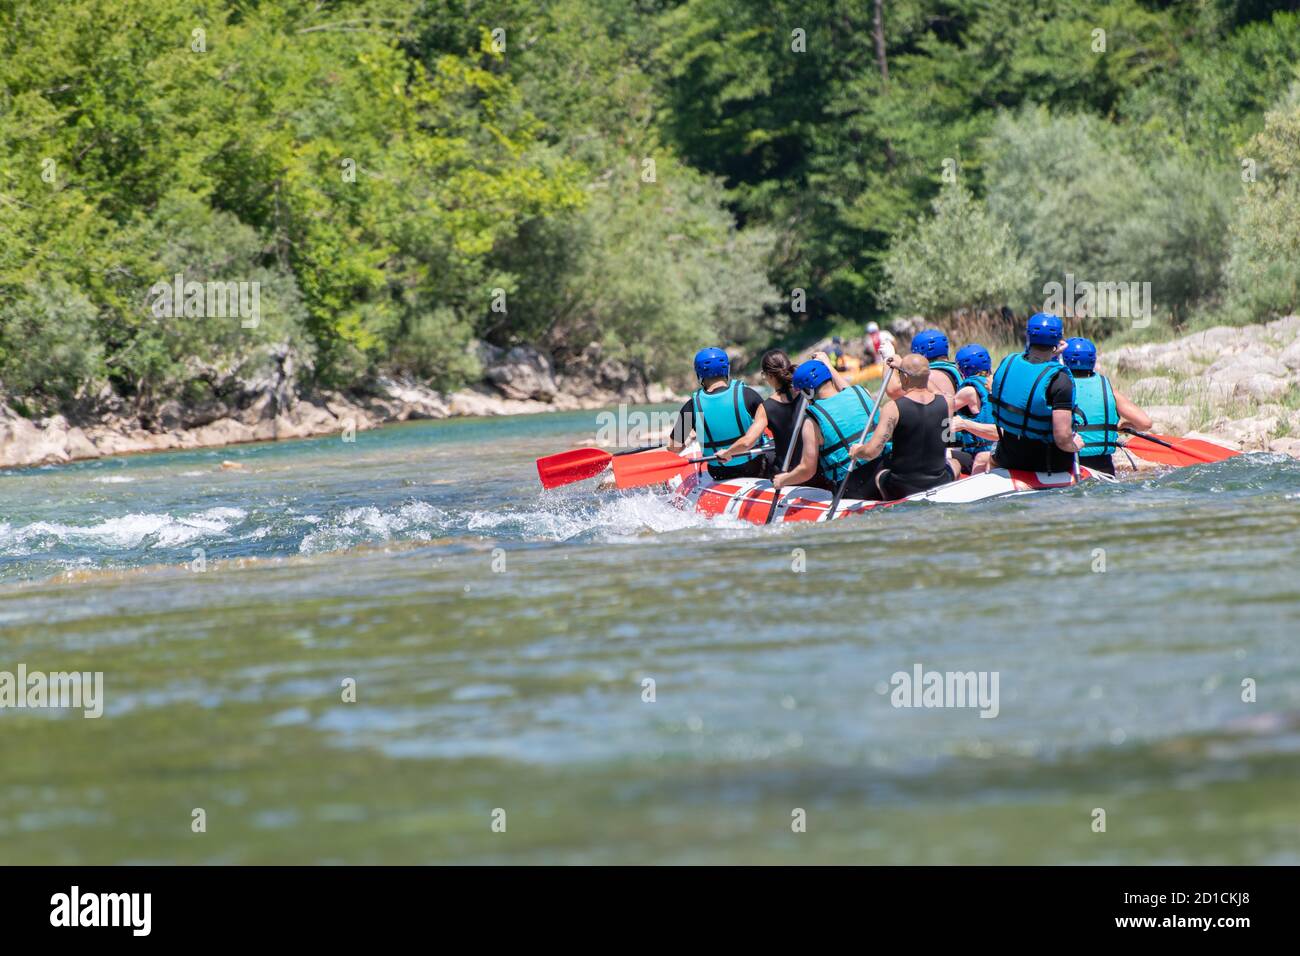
[
  {"xmin": 1113, "ymin": 389, "xmax": 1153, "ymax": 432},
  {"xmin": 774, "ymin": 419, "xmax": 820, "ymax": 488},
  {"xmin": 953, "ymin": 418, "xmax": 1000, "ymax": 441},
  {"xmin": 850, "ymin": 402, "xmax": 898, "ymax": 462},
  {"xmin": 882, "ymin": 354, "xmax": 904, "ymax": 398},
  {"xmin": 812, "ymin": 351, "xmax": 851, "ymax": 390},
  {"xmin": 716, "ymin": 403, "xmax": 768, "ymax": 462},
  {"xmin": 1053, "ymin": 407, "xmax": 1082, "ymax": 453},
  {"xmin": 952, "ymin": 384, "xmax": 980, "ymax": 415}
]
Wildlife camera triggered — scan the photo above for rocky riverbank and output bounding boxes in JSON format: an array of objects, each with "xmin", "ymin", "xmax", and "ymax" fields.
[
  {"xmin": 3, "ymin": 318, "xmax": 1297, "ymax": 469},
  {"xmin": 0, "ymin": 343, "xmax": 681, "ymax": 469},
  {"xmin": 1108, "ymin": 314, "xmax": 1300, "ymax": 457}
]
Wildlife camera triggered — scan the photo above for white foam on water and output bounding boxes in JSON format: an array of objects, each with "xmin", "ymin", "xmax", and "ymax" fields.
[
  {"xmin": 0, "ymin": 507, "xmax": 248, "ymax": 553},
  {"xmin": 465, "ymin": 491, "xmax": 721, "ymax": 542},
  {"xmin": 298, "ymin": 501, "xmax": 448, "ymax": 554},
  {"xmin": 92, "ymin": 475, "xmax": 135, "ymax": 484}
]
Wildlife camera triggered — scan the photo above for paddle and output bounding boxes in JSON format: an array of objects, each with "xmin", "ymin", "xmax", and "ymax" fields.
[
  {"xmin": 825, "ymin": 367, "xmax": 894, "ymax": 521},
  {"xmin": 765, "ymin": 392, "xmax": 809, "ymax": 525},
  {"xmin": 612, "ymin": 444, "xmax": 772, "ymax": 490},
  {"xmin": 1120, "ymin": 429, "xmax": 1239, "ymax": 467},
  {"xmin": 536, "ymin": 443, "xmax": 664, "ymax": 489}
]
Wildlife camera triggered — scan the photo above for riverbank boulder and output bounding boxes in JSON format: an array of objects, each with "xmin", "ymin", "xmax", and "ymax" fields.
[{"xmin": 479, "ymin": 343, "xmax": 560, "ymax": 402}]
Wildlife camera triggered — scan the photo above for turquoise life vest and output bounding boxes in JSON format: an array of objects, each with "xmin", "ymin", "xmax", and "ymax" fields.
[
  {"xmin": 806, "ymin": 384, "xmax": 875, "ymax": 483},
  {"xmin": 958, "ymin": 375, "xmax": 995, "ymax": 454},
  {"xmin": 1072, "ymin": 373, "xmax": 1120, "ymax": 457},
  {"xmin": 692, "ymin": 380, "xmax": 757, "ymax": 465},
  {"xmin": 990, "ymin": 352, "xmax": 1074, "ymax": 444},
  {"xmin": 929, "ymin": 359, "xmax": 962, "ymax": 391}
]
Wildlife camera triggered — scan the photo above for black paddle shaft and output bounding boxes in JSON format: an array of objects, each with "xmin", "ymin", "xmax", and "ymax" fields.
[
  {"xmin": 1120, "ymin": 428, "xmax": 1177, "ymax": 451},
  {"xmin": 612, "ymin": 442, "xmax": 665, "ymax": 457},
  {"xmin": 765, "ymin": 392, "xmax": 810, "ymax": 525}
]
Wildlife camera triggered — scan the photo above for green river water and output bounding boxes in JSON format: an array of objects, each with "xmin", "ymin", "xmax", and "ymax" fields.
[{"xmin": 1, "ymin": 408, "xmax": 1298, "ymax": 864}]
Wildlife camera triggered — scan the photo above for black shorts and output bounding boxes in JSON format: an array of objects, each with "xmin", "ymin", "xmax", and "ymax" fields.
[
  {"xmin": 876, "ymin": 467, "xmax": 953, "ymax": 501},
  {"xmin": 837, "ymin": 456, "xmax": 885, "ymax": 500},
  {"xmin": 949, "ymin": 449, "xmax": 974, "ymax": 476},
  {"xmin": 1078, "ymin": 454, "xmax": 1116, "ymax": 476}
]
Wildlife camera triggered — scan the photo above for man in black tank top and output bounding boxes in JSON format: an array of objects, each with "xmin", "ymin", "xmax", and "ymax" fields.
[{"xmin": 849, "ymin": 355, "xmax": 959, "ymax": 500}]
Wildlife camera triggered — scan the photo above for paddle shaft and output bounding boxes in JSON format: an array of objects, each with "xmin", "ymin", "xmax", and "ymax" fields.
[
  {"xmin": 613, "ymin": 442, "xmax": 775, "ymax": 488},
  {"xmin": 1120, "ymin": 428, "xmax": 1179, "ymax": 452},
  {"xmin": 826, "ymin": 367, "xmax": 894, "ymax": 521},
  {"xmin": 612, "ymin": 442, "xmax": 665, "ymax": 457},
  {"xmin": 686, "ymin": 442, "xmax": 772, "ymax": 467},
  {"xmin": 765, "ymin": 392, "xmax": 809, "ymax": 525}
]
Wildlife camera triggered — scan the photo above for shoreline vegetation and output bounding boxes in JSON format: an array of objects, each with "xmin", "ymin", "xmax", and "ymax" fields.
[
  {"xmin": 4, "ymin": 316, "xmax": 1299, "ymax": 469},
  {"xmin": 5, "ymin": 3, "xmax": 1300, "ymax": 470}
]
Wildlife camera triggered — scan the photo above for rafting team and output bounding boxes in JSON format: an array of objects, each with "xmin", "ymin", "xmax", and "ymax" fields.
[{"xmin": 667, "ymin": 312, "xmax": 1153, "ymax": 501}]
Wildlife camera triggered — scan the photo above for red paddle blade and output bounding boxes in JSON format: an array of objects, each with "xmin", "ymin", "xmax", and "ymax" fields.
[
  {"xmin": 536, "ymin": 447, "xmax": 613, "ymax": 489},
  {"xmin": 611, "ymin": 449, "xmax": 693, "ymax": 489},
  {"xmin": 1124, "ymin": 433, "xmax": 1239, "ymax": 467}
]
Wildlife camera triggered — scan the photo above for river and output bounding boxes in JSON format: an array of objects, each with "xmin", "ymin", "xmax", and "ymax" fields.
[{"xmin": 2, "ymin": 409, "xmax": 1298, "ymax": 863}]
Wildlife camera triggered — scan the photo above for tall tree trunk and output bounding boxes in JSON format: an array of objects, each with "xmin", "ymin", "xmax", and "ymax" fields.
[
  {"xmin": 874, "ymin": 0, "xmax": 896, "ymax": 168},
  {"xmin": 873, "ymin": 0, "xmax": 890, "ymax": 86}
]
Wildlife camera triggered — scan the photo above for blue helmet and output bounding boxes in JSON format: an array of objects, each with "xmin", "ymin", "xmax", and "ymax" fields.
[
  {"xmin": 693, "ymin": 347, "xmax": 730, "ymax": 380},
  {"xmin": 910, "ymin": 329, "xmax": 950, "ymax": 359},
  {"xmin": 1062, "ymin": 337, "xmax": 1098, "ymax": 371},
  {"xmin": 956, "ymin": 344, "xmax": 992, "ymax": 376},
  {"xmin": 1026, "ymin": 312, "xmax": 1064, "ymax": 346},
  {"xmin": 792, "ymin": 359, "xmax": 833, "ymax": 392}
]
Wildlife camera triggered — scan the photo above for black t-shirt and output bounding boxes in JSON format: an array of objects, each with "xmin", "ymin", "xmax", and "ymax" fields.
[
  {"xmin": 671, "ymin": 384, "xmax": 763, "ymax": 446},
  {"xmin": 992, "ymin": 368, "xmax": 1076, "ymax": 473}
]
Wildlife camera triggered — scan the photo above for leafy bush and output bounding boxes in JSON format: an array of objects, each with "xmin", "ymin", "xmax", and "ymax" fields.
[
  {"xmin": 1222, "ymin": 81, "xmax": 1300, "ymax": 322},
  {"xmin": 984, "ymin": 109, "xmax": 1234, "ymax": 326},
  {"xmin": 0, "ymin": 283, "xmax": 105, "ymax": 407},
  {"xmin": 879, "ymin": 183, "xmax": 1032, "ymax": 321}
]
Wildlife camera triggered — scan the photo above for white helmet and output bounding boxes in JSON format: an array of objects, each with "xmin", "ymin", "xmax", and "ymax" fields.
[{"xmin": 866, "ymin": 321, "xmax": 880, "ymax": 333}]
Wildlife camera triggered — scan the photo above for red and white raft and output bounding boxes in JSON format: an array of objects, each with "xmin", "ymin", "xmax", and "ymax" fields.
[{"xmin": 669, "ymin": 466, "xmax": 1100, "ymax": 525}]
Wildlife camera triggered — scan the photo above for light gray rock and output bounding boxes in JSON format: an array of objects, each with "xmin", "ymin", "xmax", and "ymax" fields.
[
  {"xmin": 1280, "ymin": 336, "xmax": 1300, "ymax": 371},
  {"xmin": 1219, "ymin": 370, "xmax": 1290, "ymax": 401},
  {"xmin": 484, "ymin": 345, "xmax": 559, "ymax": 402},
  {"xmin": 1127, "ymin": 376, "xmax": 1175, "ymax": 400},
  {"xmin": 1143, "ymin": 404, "xmax": 1194, "ymax": 434},
  {"xmin": 1267, "ymin": 436, "xmax": 1300, "ymax": 458},
  {"xmin": 448, "ymin": 387, "xmax": 554, "ymax": 418},
  {"xmin": 192, "ymin": 418, "xmax": 256, "ymax": 448},
  {"xmin": 1205, "ymin": 351, "xmax": 1289, "ymax": 378},
  {"xmin": 1216, "ymin": 416, "xmax": 1279, "ymax": 450},
  {"xmin": 373, "ymin": 376, "xmax": 450, "ymax": 420},
  {"xmin": 1183, "ymin": 430, "xmax": 1242, "ymax": 451}
]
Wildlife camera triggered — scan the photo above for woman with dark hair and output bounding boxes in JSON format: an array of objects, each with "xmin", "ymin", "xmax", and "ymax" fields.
[{"xmin": 715, "ymin": 349, "xmax": 811, "ymax": 474}]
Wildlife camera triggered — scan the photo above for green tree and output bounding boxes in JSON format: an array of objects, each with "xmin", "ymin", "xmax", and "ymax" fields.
[
  {"xmin": 879, "ymin": 182, "xmax": 1031, "ymax": 320},
  {"xmin": 1223, "ymin": 81, "xmax": 1300, "ymax": 321}
]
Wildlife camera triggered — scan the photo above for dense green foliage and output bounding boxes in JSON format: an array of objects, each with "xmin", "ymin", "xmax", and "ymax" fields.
[
  {"xmin": 2, "ymin": 0, "xmax": 1299, "ymax": 411},
  {"xmin": 880, "ymin": 183, "xmax": 1031, "ymax": 319}
]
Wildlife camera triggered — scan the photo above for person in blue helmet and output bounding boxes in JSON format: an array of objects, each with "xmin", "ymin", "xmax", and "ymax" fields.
[
  {"xmin": 774, "ymin": 358, "xmax": 883, "ymax": 496},
  {"xmin": 886, "ymin": 329, "xmax": 960, "ymax": 400},
  {"xmin": 1062, "ymin": 337, "xmax": 1151, "ymax": 476},
  {"xmin": 949, "ymin": 343, "xmax": 997, "ymax": 476},
  {"xmin": 988, "ymin": 313, "xmax": 1082, "ymax": 473},
  {"xmin": 669, "ymin": 347, "xmax": 770, "ymax": 479}
]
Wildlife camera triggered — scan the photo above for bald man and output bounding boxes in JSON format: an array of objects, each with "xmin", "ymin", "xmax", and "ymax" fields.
[{"xmin": 850, "ymin": 354, "xmax": 959, "ymax": 500}]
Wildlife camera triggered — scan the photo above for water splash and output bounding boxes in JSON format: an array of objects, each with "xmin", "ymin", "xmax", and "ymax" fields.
[{"xmin": 298, "ymin": 501, "xmax": 451, "ymax": 554}]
